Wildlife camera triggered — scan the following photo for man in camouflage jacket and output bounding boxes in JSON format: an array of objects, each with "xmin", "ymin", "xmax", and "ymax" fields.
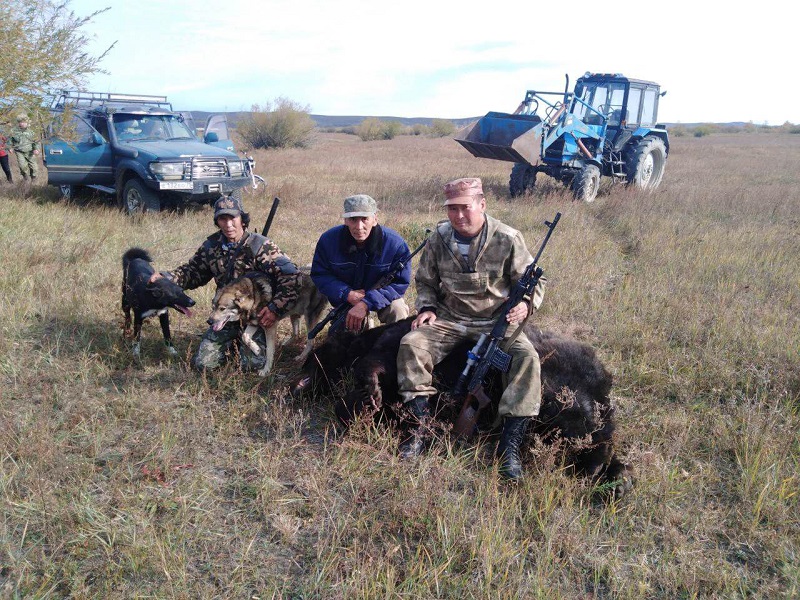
[
  {"xmin": 396, "ymin": 177, "xmax": 545, "ymax": 481},
  {"xmin": 10, "ymin": 114, "xmax": 39, "ymax": 181},
  {"xmin": 153, "ymin": 195, "xmax": 302, "ymax": 372}
]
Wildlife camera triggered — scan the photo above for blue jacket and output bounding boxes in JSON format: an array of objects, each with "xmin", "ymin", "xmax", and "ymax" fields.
[{"xmin": 311, "ymin": 224, "xmax": 411, "ymax": 311}]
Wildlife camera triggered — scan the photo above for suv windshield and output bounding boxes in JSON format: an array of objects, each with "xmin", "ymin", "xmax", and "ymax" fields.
[{"xmin": 114, "ymin": 114, "xmax": 195, "ymax": 142}]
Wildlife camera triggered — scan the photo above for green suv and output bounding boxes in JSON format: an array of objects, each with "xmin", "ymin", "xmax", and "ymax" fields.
[{"xmin": 44, "ymin": 91, "xmax": 251, "ymax": 213}]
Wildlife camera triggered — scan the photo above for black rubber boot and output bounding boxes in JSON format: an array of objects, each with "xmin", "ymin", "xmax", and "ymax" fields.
[
  {"xmin": 398, "ymin": 396, "xmax": 431, "ymax": 459},
  {"xmin": 497, "ymin": 417, "xmax": 529, "ymax": 481}
]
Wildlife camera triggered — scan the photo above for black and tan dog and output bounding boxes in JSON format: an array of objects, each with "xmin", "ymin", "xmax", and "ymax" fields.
[
  {"xmin": 122, "ymin": 248, "xmax": 195, "ymax": 359},
  {"xmin": 207, "ymin": 270, "xmax": 328, "ymax": 376}
]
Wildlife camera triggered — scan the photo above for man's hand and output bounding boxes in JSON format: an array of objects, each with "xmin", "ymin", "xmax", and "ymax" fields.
[
  {"xmin": 258, "ymin": 306, "xmax": 278, "ymax": 328},
  {"xmin": 506, "ymin": 301, "xmax": 528, "ymax": 325},
  {"xmin": 148, "ymin": 272, "xmax": 164, "ymax": 284},
  {"xmin": 411, "ymin": 310, "xmax": 436, "ymax": 330},
  {"xmin": 346, "ymin": 301, "xmax": 369, "ymax": 331},
  {"xmin": 347, "ymin": 289, "xmax": 366, "ymax": 305}
]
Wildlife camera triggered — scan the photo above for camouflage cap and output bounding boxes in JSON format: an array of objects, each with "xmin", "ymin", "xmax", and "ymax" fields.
[
  {"xmin": 16, "ymin": 113, "xmax": 29, "ymax": 122},
  {"xmin": 213, "ymin": 194, "xmax": 245, "ymax": 220},
  {"xmin": 342, "ymin": 194, "xmax": 378, "ymax": 218},
  {"xmin": 443, "ymin": 177, "xmax": 484, "ymax": 205}
]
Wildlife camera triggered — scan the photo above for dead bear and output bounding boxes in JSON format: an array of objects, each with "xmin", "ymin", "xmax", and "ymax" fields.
[{"xmin": 290, "ymin": 317, "xmax": 633, "ymax": 497}]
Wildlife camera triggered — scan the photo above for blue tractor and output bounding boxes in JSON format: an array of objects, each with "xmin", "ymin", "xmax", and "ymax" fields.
[{"xmin": 455, "ymin": 72, "xmax": 669, "ymax": 202}]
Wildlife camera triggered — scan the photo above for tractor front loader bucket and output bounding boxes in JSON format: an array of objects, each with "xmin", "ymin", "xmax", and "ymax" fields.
[{"xmin": 454, "ymin": 112, "xmax": 543, "ymax": 165}]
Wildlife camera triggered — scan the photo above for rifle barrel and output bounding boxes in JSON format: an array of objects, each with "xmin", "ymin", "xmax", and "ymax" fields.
[{"xmin": 262, "ymin": 197, "xmax": 280, "ymax": 237}]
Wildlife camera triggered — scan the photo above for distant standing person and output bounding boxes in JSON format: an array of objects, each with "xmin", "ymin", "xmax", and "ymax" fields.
[
  {"xmin": 0, "ymin": 126, "xmax": 13, "ymax": 183},
  {"xmin": 311, "ymin": 194, "xmax": 411, "ymax": 332},
  {"xmin": 10, "ymin": 114, "xmax": 39, "ymax": 182}
]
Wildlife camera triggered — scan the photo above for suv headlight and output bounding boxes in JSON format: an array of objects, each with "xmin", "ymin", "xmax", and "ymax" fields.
[
  {"xmin": 150, "ymin": 162, "xmax": 185, "ymax": 179},
  {"xmin": 228, "ymin": 160, "xmax": 245, "ymax": 177}
]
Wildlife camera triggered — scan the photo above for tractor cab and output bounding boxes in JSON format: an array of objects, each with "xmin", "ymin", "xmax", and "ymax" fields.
[{"xmin": 571, "ymin": 73, "xmax": 664, "ymax": 152}]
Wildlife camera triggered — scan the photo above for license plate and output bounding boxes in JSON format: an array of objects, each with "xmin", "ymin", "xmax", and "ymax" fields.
[{"xmin": 160, "ymin": 181, "xmax": 193, "ymax": 190}]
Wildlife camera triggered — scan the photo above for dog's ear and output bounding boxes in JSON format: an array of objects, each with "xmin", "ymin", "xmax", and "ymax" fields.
[
  {"xmin": 252, "ymin": 277, "xmax": 273, "ymax": 302},
  {"xmin": 233, "ymin": 294, "xmax": 245, "ymax": 308},
  {"xmin": 146, "ymin": 282, "xmax": 165, "ymax": 299}
]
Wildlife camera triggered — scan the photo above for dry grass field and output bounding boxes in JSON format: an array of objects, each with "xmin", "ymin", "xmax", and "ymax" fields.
[{"xmin": 1, "ymin": 131, "xmax": 798, "ymax": 599}]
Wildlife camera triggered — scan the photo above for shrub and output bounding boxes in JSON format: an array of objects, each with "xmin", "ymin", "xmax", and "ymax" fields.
[
  {"xmin": 380, "ymin": 120, "xmax": 403, "ymax": 140},
  {"xmin": 354, "ymin": 118, "xmax": 382, "ymax": 141},
  {"xmin": 693, "ymin": 125, "xmax": 714, "ymax": 138},
  {"xmin": 237, "ymin": 97, "xmax": 316, "ymax": 149},
  {"xmin": 429, "ymin": 118, "xmax": 456, "ymax": 137},
  {"xmin": 355, "ymin": 118, "xmax": 403, "ymax": 141},
  {"xmin": 410, "ymin": 123, "xmax": 429, "ymax": 136}
]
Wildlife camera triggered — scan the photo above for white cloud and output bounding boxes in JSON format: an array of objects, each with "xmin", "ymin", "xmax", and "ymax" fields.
[{"xmin": 70, "ymin": 0, "xmax": 800, "ymax": 123}]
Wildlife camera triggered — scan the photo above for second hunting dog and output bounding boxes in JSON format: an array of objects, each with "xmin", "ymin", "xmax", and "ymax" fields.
[
  {"xmin": 122, "ymin": 248, "xmax": 196, "ymax": 359},
  {"xmin": 207, "ymin": 270, "xmax": 328, "ymax": 376}
]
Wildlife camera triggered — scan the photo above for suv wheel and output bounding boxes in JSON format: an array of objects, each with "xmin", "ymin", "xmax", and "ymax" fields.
[{"xmin": 121, "ymin": 179, "xmax": 161, "ymax": 214}]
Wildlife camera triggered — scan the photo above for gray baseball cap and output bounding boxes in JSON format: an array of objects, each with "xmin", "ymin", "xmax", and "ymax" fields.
[{"xmin": 342, "ymin": 194, "xmax": 378, "ymax": 218}]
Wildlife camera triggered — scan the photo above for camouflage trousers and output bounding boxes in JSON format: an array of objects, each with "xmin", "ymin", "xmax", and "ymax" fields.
[
  {"xmin": 15, "ymin": 151, "xmax": 37, "ymax": 179},
  {"xmin": 376, "ymin": 298, "xmax": 410, "ymax": 324},
  {"xmin": 192, "ymin": 322, "xmax": 267, "ymax": 372},
  {"xmin": 397, "ymin": 318, "xmax": 541, "ymax": 420}
]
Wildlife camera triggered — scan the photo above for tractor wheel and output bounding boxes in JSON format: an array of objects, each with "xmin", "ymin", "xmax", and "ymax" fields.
[
  {"xmin": 121, "ymin": 178, "xmax": 161, "ymax": 214},
  {"xmin": 509, "ymin": 163, "xmax": 536, "ymax": 197},
  {"xmin": 625, "ymin": 136, "xmax": 667, "ymax": 190},
  {"xmin": 572, "ymin": 165, "xmax": 601, "ymax": 203}
]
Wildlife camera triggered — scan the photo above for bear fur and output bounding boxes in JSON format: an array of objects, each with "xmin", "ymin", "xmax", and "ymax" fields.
[{"xmin": 290, "ymin": 317, "xmax": 633, "ymax": 496}]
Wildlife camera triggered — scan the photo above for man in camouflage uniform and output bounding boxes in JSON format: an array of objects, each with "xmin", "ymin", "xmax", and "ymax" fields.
[
  {"xmin": 396, "ymin": 177, "xmax": 545, "ymax": 481},
  {"xmin": 10, "ymin": 114, "xmax": 39, "ymax": 181},
  {"xmin": 151, "ymin": 195, "xmax": 302, "ymax": 372}
]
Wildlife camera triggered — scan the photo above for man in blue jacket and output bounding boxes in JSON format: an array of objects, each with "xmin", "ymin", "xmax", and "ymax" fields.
[{"xmin": 311, "ymin": 194, "xmax": 411, "ymax": 332}]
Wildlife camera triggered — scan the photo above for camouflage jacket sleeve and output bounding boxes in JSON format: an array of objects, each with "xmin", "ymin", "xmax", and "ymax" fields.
[
  {"xmin": 167, "ymin": 242, "xmax": 214, "ymax": 291},
  {"xmin": 250, "ymin": 237, "xmax": 302, "ymax": 317},
  {"xmin": 413, "ymin": 232, "xmax": 441, "ymax": 313}
]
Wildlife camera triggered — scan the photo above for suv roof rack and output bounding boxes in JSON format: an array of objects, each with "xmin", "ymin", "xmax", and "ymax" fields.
[{"xmin": 51, "ymin": 90, "xmax": 173, "ymax": 111}]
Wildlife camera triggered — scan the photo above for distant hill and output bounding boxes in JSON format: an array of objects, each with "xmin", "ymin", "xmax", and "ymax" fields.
[
  {"xmin": 186, "ymin": 111, "xmax": 480, "ymax": 129},
  {"xmin": 185, "ymin": 111, "xmax": 753, "ymax": 131}
]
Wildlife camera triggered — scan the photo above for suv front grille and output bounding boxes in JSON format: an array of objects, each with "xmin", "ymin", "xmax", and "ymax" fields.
[{"xmin": 191, "ymin": 159, "xmax": 227, "ymax": 179}]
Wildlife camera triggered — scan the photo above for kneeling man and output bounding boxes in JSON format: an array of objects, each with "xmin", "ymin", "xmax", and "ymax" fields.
[{"xmin": 311, "ymin": 194, "xmax": 411, "ymax": 332}]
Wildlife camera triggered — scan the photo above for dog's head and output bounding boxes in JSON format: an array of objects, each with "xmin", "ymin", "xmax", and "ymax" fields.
[
  {"xmin": 208, "ymin": 276, "xmax": 271, "ymax": 331},
  {"xmin": 146, "ymin": 278, "xmax": 196, "ymax": 316}
]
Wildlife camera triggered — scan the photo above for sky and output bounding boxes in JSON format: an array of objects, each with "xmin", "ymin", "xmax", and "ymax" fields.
[{"xmin": 67, "ymin": 0, "xmax": 799, "ymax": 125}]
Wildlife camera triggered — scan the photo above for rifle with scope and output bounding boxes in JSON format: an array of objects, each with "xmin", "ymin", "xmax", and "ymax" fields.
[{"xmin": 451, "ymin": 212, "xmax": 561, "ymax": 439}]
